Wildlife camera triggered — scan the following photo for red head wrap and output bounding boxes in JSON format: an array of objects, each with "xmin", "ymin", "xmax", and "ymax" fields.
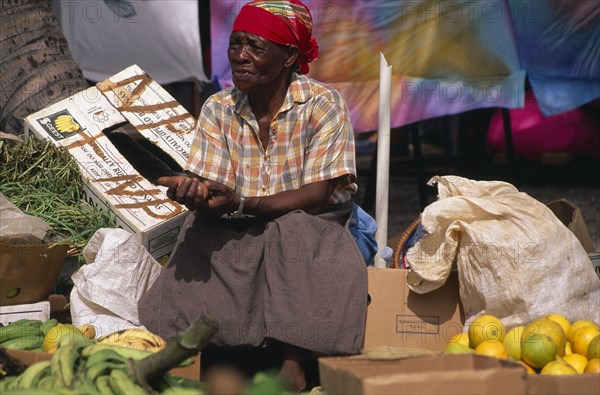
[{"xmin": 232, "ymin": 0, "xmax": 319, "ymax": 74}]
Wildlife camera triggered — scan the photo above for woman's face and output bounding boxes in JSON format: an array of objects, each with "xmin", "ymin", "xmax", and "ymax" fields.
[{"xmin": 228, "ymin": 31, "xmax": 291, "ymax": 92}]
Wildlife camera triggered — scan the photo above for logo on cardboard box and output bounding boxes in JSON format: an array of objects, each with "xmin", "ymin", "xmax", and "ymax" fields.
[
  {"xmin": 36, "ymin": 110, "xmax": 82, "ymax": 141},
  {"xmin": 396, "ymin": 315, "xmax": 440, "ymax": 334}
]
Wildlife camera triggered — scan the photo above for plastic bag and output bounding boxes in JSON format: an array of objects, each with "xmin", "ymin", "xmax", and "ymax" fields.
[
  {"xmin": 0, "ymin": 192, "xmax": 50, "ymax": 243},
  {"xmin": 70, "ymin": 228, "xmax": 163, "ymax": 336},
  {"xmin": 406, "ymin": 176, "xmax": 599, "ymax": 328}
]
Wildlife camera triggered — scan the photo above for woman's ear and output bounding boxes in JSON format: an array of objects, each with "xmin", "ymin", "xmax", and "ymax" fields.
[{"xmin": 284, "ymin": 45, "xmax": 299, "ymax": 69}]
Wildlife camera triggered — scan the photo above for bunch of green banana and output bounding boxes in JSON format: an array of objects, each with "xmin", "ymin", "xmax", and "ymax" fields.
[
  {"xmin": 0, "ymin": 319, "xmax": 58, "ymax": 351},
  {"xmin": 0, "ymin": 333, "xmax": 205, "ymax": 394}
]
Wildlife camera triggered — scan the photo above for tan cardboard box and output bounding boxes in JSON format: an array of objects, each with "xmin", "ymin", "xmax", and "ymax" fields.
[
  {"xmin": 0, "ymin": 243, "xmax": 69, "ymax": 307},
  {"xmin": 527, "ymin": 374, "xmax": 600, "ymax": 395},
  {"xmin": 23, "ymin": 65, "xmax": 195, "ymax": 260},
  {"xmin": 363, "ymin": 268, "xmax": 464, "ymax": 352},
  {"xmin": 319, "ymin": 354, "xmax": 528, "ymax": 395},
  {"xmin": 6, "ymin": 349, "xmax": 201, "ymax": 381}
]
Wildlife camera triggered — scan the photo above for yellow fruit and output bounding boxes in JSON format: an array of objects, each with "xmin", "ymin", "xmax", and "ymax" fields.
[
  {"xmin": 443, "ymin": 343, "xmax": 475, "ymax": 355},
  {"xmin": 563, "ymin": 353, "xmax": 588, "ymax": 374},
  {"xmin": 521, "ymin": 333, "xmax": 557, "ymax": 369},
  {"xmin": 588, "ymin": 335, "xmax": 600, "ymax": 360},
  {"xmin": 517, "ymin": 361, "xmax": 536, "ymax": 374},
  {"xmin": 448, "ymin": 332, "xmax": 470, "ymax": 347},
  {"xmin": 565, "ymin": 341, "xmax": 573, "ymax": 355},
  {"xmin": 78, "ymin": 324, "xmax": 96, "ymax": 340},
  {"xmin": 522, "ymin": 319, "xmax": 567, "ymax": 357},
  {"xmin": 469, "ymin": 315, "xmax": 506, "ymax": 348},
  {"xmin": 541, "ymin": 360, "xmax": 578, "ymax": 375},
  {"xmin": 571, "ymin": 326, "xmax": 600, "ymax": 356},
  {"xmin": 584, "ymin": 358, "xmax": 600, "ymax": 374},
  {"xmin": 474, "ymin": 341, "xmax": 509, "ymax": 360},
  {"xmin": 568, "ymin": 320, "xmax": 600, "ymax": 342},
  {"xmin": 544, "ymin": 313, "xmax": 571, "ymax": 338},
  {"xmin": 503, "ymin": 326, "xmax": 525, "ymax": 361},
  {"xmin": 42, "ymin": 324, "xmax": 82, "ymax": 353}
]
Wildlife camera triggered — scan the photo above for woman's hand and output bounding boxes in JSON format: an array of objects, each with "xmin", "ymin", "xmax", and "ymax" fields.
[
  {"xmin": 157, "ymin": 175, "xmax": 208, "ymax": 211},
  {"xmin": 200, "ymin": 179, "xmax": 238, "ymax": 216},
  {"xmin": 158, "ymin": 176, "xmax": 238, "ymax": 217}
]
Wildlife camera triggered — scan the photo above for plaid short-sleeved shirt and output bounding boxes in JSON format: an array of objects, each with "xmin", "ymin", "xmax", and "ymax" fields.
[{"xmin": 186, "ymin": 73, "xmax": 357, "ymax": 204}]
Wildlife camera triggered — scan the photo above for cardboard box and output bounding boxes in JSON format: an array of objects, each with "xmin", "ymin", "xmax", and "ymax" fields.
[
  {"xmin": 0, "ymin": 301, "xmax": 50, "ymax": 324},
  {"xmin": 0, "ymin": 243, "xmax": 69, "ymax": 306},
  {"xmin": 363, "ymin": 268, "xmax": 464, "ymax": 352},
  {"xmin": 24, "ymin": 65, "xmax": 196, "ymax": 260},
  {"xmin": 547, "ymin": 199, "xmax": 596, "ymax": 253},
  {"xmin": 319, "ymin": 354, "xmax": 528, "ymax": 395},
  {"xmin": 527, "ymin": 374, "xmax": 600, "ymax": 395},
  {"xmin": 169, "ymin": 353, "xmax": 202, "ymax": 381},
  {"xmin": 6, "ymin": 349, "xmax": 201, "ymax": 381}
]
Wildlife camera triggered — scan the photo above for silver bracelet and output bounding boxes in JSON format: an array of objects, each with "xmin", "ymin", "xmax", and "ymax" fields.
[{"xmin": 228, "ymin": 195, "xmax": 245, "ymax": 219}]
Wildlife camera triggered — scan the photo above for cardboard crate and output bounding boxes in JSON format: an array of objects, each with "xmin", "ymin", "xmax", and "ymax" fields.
[
  {"xmin": 0, "ymin": 301, "xmax": 50, "ymax": 325},
  {"xmin": 527, "ymin": 374, "xmax": 600, "ymax": 395},
  {"xmin": 319, "ymin": 354, "xmax": 527, "ymax": 395},
  {"xmin": 6, "ymin": 349, "xmax": 201, "ymax": 381},
  {"xmin": 24, "ymin": 65, "xmax": 195, "ymax": 260},
  {"xmin": 363, "ymin": 268, "xmax": 464, "ymax": 352},
  {"xmin": 0, "ymin": 243, "xmax": 69, "ymax": 307}
]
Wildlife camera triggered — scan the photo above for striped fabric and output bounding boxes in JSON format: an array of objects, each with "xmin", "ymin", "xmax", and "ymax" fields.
[
  {"xmin": 186, "ymin": 73, "xmax": 357, "ymax": 204},
  {"xmin": 249, "ymin": 0, "xmax": 313, "ymax": 31}
]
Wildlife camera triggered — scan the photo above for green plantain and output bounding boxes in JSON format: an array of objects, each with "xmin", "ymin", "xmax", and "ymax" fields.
[
  {"xmin": 17, "ymin": 360, "xmax": 51, "ymax": 389},
  {"xmin": 51, "ymin": 342, "xmax": 80, "ymax": 387},
  {"xmin": 107, "ymin": 369, "xmax": 145, "ymax": 395}
]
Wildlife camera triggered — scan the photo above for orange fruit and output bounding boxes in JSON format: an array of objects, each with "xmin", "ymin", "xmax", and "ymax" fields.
[
  {"xmin": 563, "ymin": 353, "xmax": 588, "ymax": 374},
  {"xmin": 565, "ymin": 341, "xmax": 573, "ymax": 355},
  {"xmin": 587, "ymin": 335, "xmax": 600, "ymax": 360},
  {"xmin": 544, "ymin": 313, "xmax": 571, "ymax": 338},
  {"xmin": 521, "ymin": 333, "xmax": 557, "ymax": 369},
  {"xmin": 447, "ymin": 332, "xmax": 470, "ymax": 347},
  {"xmin": 568, "ymin": 320, "xmax": 599, "ymax": 342},
  {"xmin": 444, "ymin": 343, "xmax": 474, "ymax": 355},
  {"xmin": 503, "ymin": 326, "xmax": 525, "ymax": 361},
  {"xmin": 541, "ymin": 360, "xmax": 577, "ymax": 375},
  {"xmin": 517, "ymin": 361, "xmax": 536, "ymax": 374},
  {"xmin": 522, "ymin": 319, "xmax": 567, "ymax": 357},
  {"xmin": 584, "ymin": 358, "xmax": 600, "ymax": 374},
  {"xmin": 474, "ymin": 341, "xmax": 509, "ymax": 360},
  {"xmin": 571, "ymin": 326, "xmax": 600, "ymax": 356},
  {"xmin": 469, "ymin": 315, "xmax": 506, "ymax": 348}
]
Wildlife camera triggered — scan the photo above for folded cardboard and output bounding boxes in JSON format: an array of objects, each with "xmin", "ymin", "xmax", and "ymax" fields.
[
  {"xmin": 0, "ymin": 301, "xmax": 50, "ymax": 325},
  {"xmin": 547, "ymin": 199, "xmax": 596, "ymax": 253},
  {"xmin": 24, "ymin": 65, "xmax": 196, "ymax": 260},
  {"xmin": 0, "ymin": 243, "xmax": 69, "ymax": 306},
  {"xmin": 319, "ymin": 354, "xmax": 528, "ymax": 395},
  {"xmin": 6, "ymin": 349, "xmax": 201, "ymax": 381},
  {"xmin": 363, "ymin": 268, "xmax": 464, "ymax": 352}
]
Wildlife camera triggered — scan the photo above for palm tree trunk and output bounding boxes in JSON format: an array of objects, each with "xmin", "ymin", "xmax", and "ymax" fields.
[{"xmin": 0, "ymin": 0, "xmax": 88, "ymax": 135}]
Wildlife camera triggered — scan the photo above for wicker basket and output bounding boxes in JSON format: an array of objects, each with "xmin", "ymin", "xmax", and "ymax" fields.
[{"xmin": 390, "ymin": 217, "xmax": 421, "ymax": 269}]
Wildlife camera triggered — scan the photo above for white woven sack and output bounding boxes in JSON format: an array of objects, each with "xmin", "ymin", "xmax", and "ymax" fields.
[
  {"xmin": 70, "ymin": 228, "xmax": 163, "ymax": 336},
  {"xmin": 406, "ymin": 176, "xmax": 599, "ymax": 328}
]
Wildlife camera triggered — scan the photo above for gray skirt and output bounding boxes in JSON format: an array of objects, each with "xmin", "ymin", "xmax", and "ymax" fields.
[{"xmin": 138, "ymin": 203, "xmax": 368, "ymax": 355}]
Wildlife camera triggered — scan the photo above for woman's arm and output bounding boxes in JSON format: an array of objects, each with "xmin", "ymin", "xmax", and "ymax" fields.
[{"xmin": 157, "ymin": 175, "xmax": 337, "ymax": 219}]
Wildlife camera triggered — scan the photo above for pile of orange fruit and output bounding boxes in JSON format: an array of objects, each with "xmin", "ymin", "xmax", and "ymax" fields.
[{"xmin": 443, "ymin": 313, "xmax": 600, "ymax": 375}]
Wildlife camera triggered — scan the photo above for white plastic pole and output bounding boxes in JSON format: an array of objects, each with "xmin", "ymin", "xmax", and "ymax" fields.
[{"xmin": 374, "ymin": 53, "xmax": 392, "ymax": 268}]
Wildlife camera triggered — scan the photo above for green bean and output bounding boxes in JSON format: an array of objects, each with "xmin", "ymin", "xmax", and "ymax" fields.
[{"xmin": 0, "ymin": 137, "xmax": 115, "ymax": 260}]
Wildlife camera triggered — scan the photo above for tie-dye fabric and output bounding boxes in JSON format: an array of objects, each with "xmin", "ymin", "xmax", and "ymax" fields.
[{"xmin": 212, "ymin": 1, "xmax": 600, "ymax": 132}]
